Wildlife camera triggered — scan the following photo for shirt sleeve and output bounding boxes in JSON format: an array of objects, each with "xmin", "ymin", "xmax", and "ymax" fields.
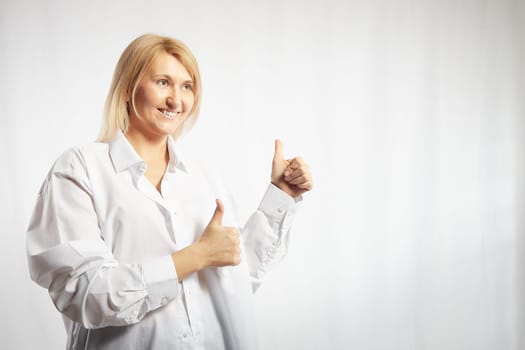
[
  {"xmin": 242, "ymin": 183, "xmax": 300, "ymax": 292},
  {"xmin": 26, "ymin": 149, "xmax": 180, "ymax": 329}
]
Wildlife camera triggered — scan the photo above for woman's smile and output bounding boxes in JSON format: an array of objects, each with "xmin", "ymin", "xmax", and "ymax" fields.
[{"xmin": 158, "ymin": 109, "xmax": 180, "ymax": 119}]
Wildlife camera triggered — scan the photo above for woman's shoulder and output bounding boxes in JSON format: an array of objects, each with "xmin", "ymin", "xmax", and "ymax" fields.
[
  {"xmin": 50, "ymin": 142, "xmax": 109, "ymax": 175},
  {"xmin": 36, "ymin": 142, "xmax": 109, "ymax": 196}
]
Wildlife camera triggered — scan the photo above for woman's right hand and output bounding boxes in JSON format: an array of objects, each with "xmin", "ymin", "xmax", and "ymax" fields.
[
  {"xmin": 195, "ymin": 199, "xmax": 241, "ymax": 267},
  {"xmin": 171, "ymin": 199, "xmax": 240, "ymax": 281}
]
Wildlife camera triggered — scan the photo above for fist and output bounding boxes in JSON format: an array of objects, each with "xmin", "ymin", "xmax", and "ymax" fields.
[
  {"xmin": 196, "ymin": 199, "xmax": 241, "ymax": 267},
  {"xmin": 271, "ymin": 140, "xmax": 313, "ymax": 198}
]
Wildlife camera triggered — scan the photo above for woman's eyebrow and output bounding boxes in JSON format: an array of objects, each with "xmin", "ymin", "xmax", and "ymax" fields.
[{"xmin": 153, "ymin": 74, "xmax": 193, "ymax": 84}]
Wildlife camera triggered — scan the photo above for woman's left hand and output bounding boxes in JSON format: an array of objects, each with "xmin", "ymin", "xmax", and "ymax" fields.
[{"xmin": 271, "ymin": 139, "xmax": 314, "ymax": 198}]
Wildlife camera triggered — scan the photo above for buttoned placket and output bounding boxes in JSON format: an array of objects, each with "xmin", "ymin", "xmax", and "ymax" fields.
[
  {"xmin": 133, "ymin": 163, "xmax": 199, "ymax": 339},
  {"xmin": 162, "ymin": 170, "xmax": 200, "ymax": 339},
  {"xmin": 169, "ymin": 175, "xmax": 201, "ymax": 340},
  {"xmin": 131, "ymin": 163, "xmax": 178, "ymax": 243}
]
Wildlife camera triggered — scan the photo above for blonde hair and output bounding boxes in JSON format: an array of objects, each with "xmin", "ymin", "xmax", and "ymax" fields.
[{"xmin": 97, "ymin": 34, "xmax": 202, "ymax": 142}]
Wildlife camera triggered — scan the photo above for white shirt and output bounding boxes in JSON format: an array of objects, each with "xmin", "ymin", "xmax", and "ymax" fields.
[{"xmin": 26, "ymin": 132, "xmax": 299, "ymax": 350}]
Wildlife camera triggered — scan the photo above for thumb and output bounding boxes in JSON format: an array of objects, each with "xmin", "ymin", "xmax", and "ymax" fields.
[
  {"xmin": 210, "ymin": 199, "xmax": 224, "ymax": 225},
  {"xmin": 273, "ymin": 139, "xmax": 284, "ymax": 162}
]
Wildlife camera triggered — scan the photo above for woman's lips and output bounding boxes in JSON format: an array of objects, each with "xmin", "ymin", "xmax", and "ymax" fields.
[{"xmin": 159, "ymin": 109, "xmax": 179, "ymax": 119}]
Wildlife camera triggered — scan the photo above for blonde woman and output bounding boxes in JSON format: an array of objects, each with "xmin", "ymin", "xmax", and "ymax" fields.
[{"xmin": 26, "ymin": 34, "xmax": 313, "ymax": 349}]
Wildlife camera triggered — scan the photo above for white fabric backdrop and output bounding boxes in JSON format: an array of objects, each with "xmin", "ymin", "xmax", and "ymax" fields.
[{"xmin": 0, "ymin": 0, "xmax": 523, "ymax": 349}]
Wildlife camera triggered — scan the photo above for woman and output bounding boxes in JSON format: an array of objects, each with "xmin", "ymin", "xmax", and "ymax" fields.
[{"xmin": 27, "ymin": 34, "xmax": 313, "ymax": 350}]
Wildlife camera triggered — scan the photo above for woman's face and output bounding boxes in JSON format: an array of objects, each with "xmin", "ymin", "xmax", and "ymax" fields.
[{"xmin": 128, "ymin": 52, "xmax": 195, "ymax": 138}]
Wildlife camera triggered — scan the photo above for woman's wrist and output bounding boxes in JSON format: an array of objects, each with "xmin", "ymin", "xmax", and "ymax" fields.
[{"xmin": 171, "ymin": 243, "xmax": 207, "ymax": 281}]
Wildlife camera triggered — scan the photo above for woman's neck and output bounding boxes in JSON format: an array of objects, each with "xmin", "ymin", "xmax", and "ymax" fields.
[{"xmin": 124, "ymin": 127, "xmax": 169, "ymax": 165}]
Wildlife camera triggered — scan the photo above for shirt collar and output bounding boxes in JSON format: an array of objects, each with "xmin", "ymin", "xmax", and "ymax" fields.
[
  {"xmin": 109, "ymin": 131, "xmax": 189, "ymax": 174},
  {"xmin": 167, "ymin": 135, "xmax": 189, "ymax": 173}
]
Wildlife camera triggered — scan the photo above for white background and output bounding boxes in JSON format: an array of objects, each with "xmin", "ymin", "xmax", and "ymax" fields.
[{"xmin": 1, "ymin": 0, "xmax": 524, "ymax": 349}]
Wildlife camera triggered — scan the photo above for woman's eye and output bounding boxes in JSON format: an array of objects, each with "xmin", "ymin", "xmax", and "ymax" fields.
[
  {"xmin": 157, "ymin": 79, "xmax": 169, "ymax": 87},
  {"xmin": 183, "ymin": 84, "xmax": 193, "ymax": 91}
]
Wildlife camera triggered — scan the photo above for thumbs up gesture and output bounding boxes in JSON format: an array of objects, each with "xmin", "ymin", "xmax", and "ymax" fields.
[
  {"xmin": 195, "ymin": 199, "xmax": 241, "ymax": 267},
  {"xmin": 271, "ymin": 140, "xmax": 313, "ymax": 198}
]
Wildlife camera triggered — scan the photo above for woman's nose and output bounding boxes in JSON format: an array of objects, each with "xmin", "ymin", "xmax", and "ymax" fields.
[{"xmin": 166, "ymin": 94, "xmax": 181, "ymax": 109}]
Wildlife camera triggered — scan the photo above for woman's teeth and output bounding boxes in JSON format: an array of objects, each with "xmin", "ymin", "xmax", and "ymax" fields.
[{"xmin": 162, "ymin": 110, "xmax": 177, "ymax": 119}]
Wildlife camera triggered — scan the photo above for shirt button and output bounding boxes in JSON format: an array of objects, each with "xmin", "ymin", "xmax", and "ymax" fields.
[
  {"xmin": 277, "ymin": 207, "xmax": 284, "ymax": 213},
  {"xmin": 161, "ymin": 297, "xmax": 168, "ymax": 305},
  {"xmin": 183, "ymin": 333, "xmax": 188, "ymax": 338}
]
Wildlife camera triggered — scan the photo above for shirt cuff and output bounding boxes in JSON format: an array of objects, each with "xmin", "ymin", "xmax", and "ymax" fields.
[
  {"xmin": 142, "ymin": 255, "xmax": 180, "ymax": 309},
  {"xmin": 259, "ymin": 183, "xmax": 299, "ymax": 218}
]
